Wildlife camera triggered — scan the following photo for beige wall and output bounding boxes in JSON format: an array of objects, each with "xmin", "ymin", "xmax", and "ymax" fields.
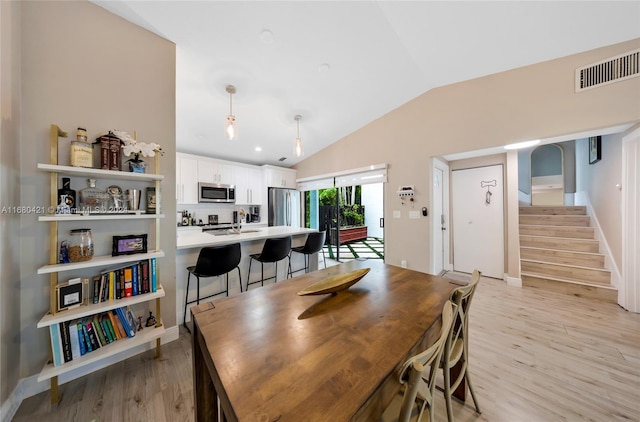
[
  {"xmin": 295, "ymin": 38, "xmax": 640, "ymax": 274},
  {"xmin": 1, "ymin": 0, "xmax": 23, "ymax": 404},
  {"xmin": 18, "ymin": 0, "xmax": 176, "ymax": 383}
]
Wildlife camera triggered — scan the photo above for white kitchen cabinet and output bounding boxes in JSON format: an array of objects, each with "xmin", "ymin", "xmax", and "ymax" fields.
[
  {"xmin": 176, "ymin": 153, "xmax": 198, "ymax": 204},
  {"xmin": 262, "ymin": 165, "xmax": 297, "ymax": 189},
  {"xmin": 198, "ymin": 158, "xmax": 234, "ymax": 185},
  {"xmin": 235, "ymin": 165, "xmax": 263, "ymax": 205}
]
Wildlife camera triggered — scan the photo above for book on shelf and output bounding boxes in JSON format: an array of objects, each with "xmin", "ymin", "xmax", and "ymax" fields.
[
  {"xmin": 150, "ymin": 258, "xmax": 157, "ymax": 293},
  {"xmin": 49, "ymin": 324, "xmax": 64, "ymax": 367},
  {"xmin": 107, "ymin": 311, "xmax": 124, "ymax": 340},
  {"xmin": 92, "ymin": 315, "xmax": 108, "ymax": 346},
  {"xmin": 124, "ymin": 267, "xmax": 133, "ymax": 297},
  {"xmin": 140, "ymin": 260, "xmax": 149, "ymax": 294},
  {"xmin": 83, "ymin": 317, "xmax": 101, "ymax": 351},
  {"xmin": 59, "ymin": 321, "xmax": 73, "ymax": 363},
  {"xmin": 76, "ymin": 320, "xmax": 87, "ymax": 356},
  {"xmin": 115, "ymin": 307, "xmax": 136, "ymax": 338},
  {"xmin": 69, "ymin": 321, "xmax": 81, "ymax": 360}
]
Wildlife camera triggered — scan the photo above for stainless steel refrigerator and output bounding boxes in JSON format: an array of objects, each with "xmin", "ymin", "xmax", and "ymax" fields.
[{"xmin": 268, "ymin": 188, "xmax": 301, "ymax": 227}]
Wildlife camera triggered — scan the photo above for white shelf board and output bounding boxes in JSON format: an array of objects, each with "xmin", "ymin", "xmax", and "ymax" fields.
[
  {"xmin": 37, "ymin": 250, "xmax": 165, "ymax": 274},
  {"xmin": 37, "ymin": 323, "xmax": 166, "ymax": 381},
  {"xmin": 37, "ymin": 163, "xmax": 164, "ymax": 181},
  {"xmin": 39, "ymin": 213, "xmax": 165, "ymax": 222},
  {"xmin": 37, "ymin": 286, "xmax": 165, "ymax": 328}
]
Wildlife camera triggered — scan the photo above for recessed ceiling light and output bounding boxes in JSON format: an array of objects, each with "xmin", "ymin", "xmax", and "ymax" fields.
[
  {"xmin": 260, "ymin": 29, "xmax": 274, "ymax": 44},
  {"xmin": 504, "ymin": 140, "xmax": 541, "ymax": 150},
  {"xmin": 318, "ymin": 63, "xmax": 330, "ymax": 73},
  {"xmin": 255, "ymin": 146, "xmax": 262, "ymax": 152}
]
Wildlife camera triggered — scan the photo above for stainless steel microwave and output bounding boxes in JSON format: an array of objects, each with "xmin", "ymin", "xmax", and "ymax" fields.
[{"xmin": 198, "ymin": 183, "xmax": 236, "ymax": 203}]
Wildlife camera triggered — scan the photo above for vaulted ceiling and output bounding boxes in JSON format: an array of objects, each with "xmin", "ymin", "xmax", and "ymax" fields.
[{"xmin": 93, "ymin": 1, "xmax": 640, "ymax": 166}]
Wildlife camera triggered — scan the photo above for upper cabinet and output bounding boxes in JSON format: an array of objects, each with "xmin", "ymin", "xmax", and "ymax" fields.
[
  {"xmin": 262, "ymin": 165, "xmax": 297, "ymax": 189},
  {"xmin": 235, "ymin": 165, "xmax": 263, "ymax": 206},
  {"xmin": 176, "ymin": 153, "xmax": 198, "ymax": 204},
  {"xmin": 198, "ymin": 158, "xmax": 234, "ymax": 185}
]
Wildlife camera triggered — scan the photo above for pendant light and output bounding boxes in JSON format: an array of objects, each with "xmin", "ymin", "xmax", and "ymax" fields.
[
  {"xmin": 294, "ymin": 114, "xmax": 303, "ymax": 157},
  {"xmin": 225, "ymin": 85, "xmax": 237, "ymax": 140}
]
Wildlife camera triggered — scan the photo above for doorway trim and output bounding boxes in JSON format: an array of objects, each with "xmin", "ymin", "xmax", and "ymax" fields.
[
  {"xmin": 430, "ymin": 157, "xmax": 451, "ymax": 275},
  {"xmin": 621, "ymin": 125, "xmax": 640, "ymax": 312}
]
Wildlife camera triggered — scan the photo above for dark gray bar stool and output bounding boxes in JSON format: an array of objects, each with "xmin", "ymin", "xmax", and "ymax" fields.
[
  {"xmin": 184, "ymin": 243, "xmax": 241, "ymax": 333},
  {"xmin": 288, "ymin": 231, "xmax": 327, "ymax": 277},
  {"xmin": 246, "ymin": 236, "xmax": 292, "ymax": 290}
]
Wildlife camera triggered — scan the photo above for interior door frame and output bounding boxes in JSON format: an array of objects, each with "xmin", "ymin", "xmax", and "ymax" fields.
[
  {"xmin": 430, "ymin": 157, "xmax": 451, "ymax": 275},
  {"xmin": 621, "ymin": 126, "xmax": 640, "ymax": 312}
]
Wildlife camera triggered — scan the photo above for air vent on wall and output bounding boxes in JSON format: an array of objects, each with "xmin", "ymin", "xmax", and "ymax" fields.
[{"xmin": 575, "ymin": 49, "xmax": 639, "ymax": 92}]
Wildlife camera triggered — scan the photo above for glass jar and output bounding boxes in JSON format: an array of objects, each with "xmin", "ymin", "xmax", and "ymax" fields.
[
  {"xmin": 70, "ymin": 127, "xmax": 93, "ymax": 168},
  {"xmin": 80, "ymin": 179, "xmax": 109, "ymax": 213},
  {"xmin": 68, "ymin": 229, "xmax": 93, "ymax": 262}
]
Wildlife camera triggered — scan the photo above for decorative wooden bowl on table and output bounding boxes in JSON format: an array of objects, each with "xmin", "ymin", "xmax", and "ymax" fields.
[{"xmin": 297, "ymin": 268, "xmax": 371, "ymax": 296}]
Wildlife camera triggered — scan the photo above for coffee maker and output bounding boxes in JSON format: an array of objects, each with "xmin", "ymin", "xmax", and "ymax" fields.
[{"xmin": 250, "ymin": 206, "xmax": 260, "ymax": 222}]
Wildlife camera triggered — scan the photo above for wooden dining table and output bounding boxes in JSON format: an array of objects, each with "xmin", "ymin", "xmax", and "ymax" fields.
[{"xmin": 191, "ymin": 259, "xmax": 461, "ymax": 422}]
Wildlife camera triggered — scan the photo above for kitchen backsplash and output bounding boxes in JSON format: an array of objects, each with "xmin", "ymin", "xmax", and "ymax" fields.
[{"xmin": 177, "ymin": 203, "xmax": 260, "ymax": 226}]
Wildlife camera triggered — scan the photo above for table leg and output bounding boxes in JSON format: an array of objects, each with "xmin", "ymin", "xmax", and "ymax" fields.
[{"xmin": 193, "ymin": 316, "xmax": 219, "ymax": 422}]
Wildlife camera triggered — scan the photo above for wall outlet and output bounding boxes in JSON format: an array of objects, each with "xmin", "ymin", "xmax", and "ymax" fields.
[
  {"xmin": 401, "ymin": 260, "xmax": 407, "ymax": 268},
  {"xmin": 393, "ymin": 210, "xmax": 401, "ymax": 219}
]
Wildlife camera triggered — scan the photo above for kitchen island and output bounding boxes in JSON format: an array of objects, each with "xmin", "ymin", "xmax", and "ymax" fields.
[{"xmin": 177, "ymin": 225, "xmax": 318, "ymax": 325}]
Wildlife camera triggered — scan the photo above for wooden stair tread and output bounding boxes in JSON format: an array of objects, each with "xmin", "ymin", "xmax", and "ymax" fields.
[
  {"xmin": 521, "ymin": 258, "xmax": 611, "ymax": 273},
  {"xmin": 521, "ymin": 272, "xmax": 617, "ymax": 290},
  {"xmin": 519, "ymin": 246, "xmax": 603, "ymax": 257}
]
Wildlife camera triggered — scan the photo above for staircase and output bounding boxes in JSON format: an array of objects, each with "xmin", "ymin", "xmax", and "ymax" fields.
[{"xmin": 519, "ymin": 206, "xmax": 617, "ymax": 303}]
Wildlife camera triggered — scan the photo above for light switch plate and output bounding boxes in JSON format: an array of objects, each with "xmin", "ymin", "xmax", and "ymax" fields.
[
  {"xmin": 393, "ymin": 210, "xmax": 401, "ymax": 219},
  {"xmin": 409, "ymin": 211, "xmax": 420, "ymax": 219}
]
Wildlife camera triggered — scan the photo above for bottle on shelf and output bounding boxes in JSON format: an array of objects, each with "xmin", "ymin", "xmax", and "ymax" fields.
[
  {"xmin": 79, "ymin": 179, "xmax": 109, "ymax": 214},
  {"xmin": 70, "ymin": 127, "xmax": 93, "ymax": 168},
  {"xmin": 57, "ymin": 177, "xmax": 76, "ymax": 214}
]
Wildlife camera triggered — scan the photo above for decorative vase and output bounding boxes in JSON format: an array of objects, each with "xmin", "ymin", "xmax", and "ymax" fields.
[{"xmin": 128, "ymin": 157, "xmax": 146, "ymax": 173}]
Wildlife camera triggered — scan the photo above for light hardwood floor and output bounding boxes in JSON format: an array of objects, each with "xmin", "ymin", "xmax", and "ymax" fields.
[{"xmin": 13, "ymin": 275, "xmax": 640, "ymax": 421}]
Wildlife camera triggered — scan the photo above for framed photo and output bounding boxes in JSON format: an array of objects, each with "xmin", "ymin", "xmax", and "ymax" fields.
[
  {"xmin": 55, "ymin": 278, "xmax": 88, "ymax": 312},
  {"xmin": 589, "ymin": 136, "xmax": 601, "ymax": 164},
  {"xmin": 112, "ymin": 234, "xmax": 148, "ymax": 256}
]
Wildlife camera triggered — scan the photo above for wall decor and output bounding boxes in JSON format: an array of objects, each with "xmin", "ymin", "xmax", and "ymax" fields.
[
  {"xmin": 112, "ymin": 234, "xmax": 148, "ymax": 256},
  {"xmin": 55, "ymin": 278, "xmax": 88, "ymax": 312},
  {"xmin": 589, "ymin": 136, "xmax": 601, "ymax": 164}
]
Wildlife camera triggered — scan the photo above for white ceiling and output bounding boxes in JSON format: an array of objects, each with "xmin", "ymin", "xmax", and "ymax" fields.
[{"xmin": 93, "ymin": 1, "xmax": 640, "ymax": 167}]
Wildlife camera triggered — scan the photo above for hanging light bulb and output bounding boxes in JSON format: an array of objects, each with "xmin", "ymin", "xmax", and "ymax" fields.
[
  {"xmin": 225, "ymin": 85, "xmax": 236, "ymax": 140},
  {"xmin": 294, "ymin": 114, "xmax": 304, "ymax": 157}
]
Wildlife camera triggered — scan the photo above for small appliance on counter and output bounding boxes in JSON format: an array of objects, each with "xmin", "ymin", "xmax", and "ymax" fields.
[
  {"xmin": 250, "ymin": 206, "xmax": 260, "ymax": 222},
  {"xmin": 208, "ymin": 214, "xmax": 219, "ymax": 225}
]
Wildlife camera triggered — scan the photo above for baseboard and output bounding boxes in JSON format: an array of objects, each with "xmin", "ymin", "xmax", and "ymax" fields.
[
  {"xmin": 505, "ymin": 274, "xmax": 522, "ymax": 287},
  {"xmin": 0, "ymin": 325, "xmax": 179, "ymax": 422}
]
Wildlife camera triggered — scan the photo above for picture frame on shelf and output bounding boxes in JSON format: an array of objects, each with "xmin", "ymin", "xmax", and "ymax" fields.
[
  {"xmin": 589, "ymin": 136, "xmax": 601, "ymax": 164},
  {"xmin": 55, "ymin": 278, "xmax": 88, "ymax": 312},
  {"xmin": 112, "ymin": 234, "xmax": 148, "ymax": 256}
]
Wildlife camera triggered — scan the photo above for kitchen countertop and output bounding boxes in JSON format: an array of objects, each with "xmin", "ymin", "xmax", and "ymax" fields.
[{"xmin": 177, "ymin": 225, "xmax": 317, "ymax": 250}]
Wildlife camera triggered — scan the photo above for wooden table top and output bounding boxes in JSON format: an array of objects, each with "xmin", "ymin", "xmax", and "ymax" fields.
[{"xmin": 192, "ymin": 259, "xmax": 457, "ymax": 422}]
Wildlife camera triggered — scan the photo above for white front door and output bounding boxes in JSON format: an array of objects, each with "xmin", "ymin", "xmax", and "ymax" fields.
[{"xmin": 452, "ymin": 165, "xmax": 504, "ymax": 279}]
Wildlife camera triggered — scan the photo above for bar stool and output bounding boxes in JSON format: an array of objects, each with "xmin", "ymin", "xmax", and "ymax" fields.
[
  {"xmin": 288, "ymin": 231, "xmax": 327, "ymax": 277},
  {"xmin": 246, "ymin": 236, "xmax": 291, "ymax": 290},
  {"xmin": 183, "ymin": 243, "xmax": 242, "ymax": 333}
]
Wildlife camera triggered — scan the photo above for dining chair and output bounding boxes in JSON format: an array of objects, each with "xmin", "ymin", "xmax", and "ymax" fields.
[
  {"xmin": 440, "ymin": 269, "xmax": 482, "ymax": 421},
  {"xmin": 381, "ymin": 300, "xmax": 456, "ymax": 422}
]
